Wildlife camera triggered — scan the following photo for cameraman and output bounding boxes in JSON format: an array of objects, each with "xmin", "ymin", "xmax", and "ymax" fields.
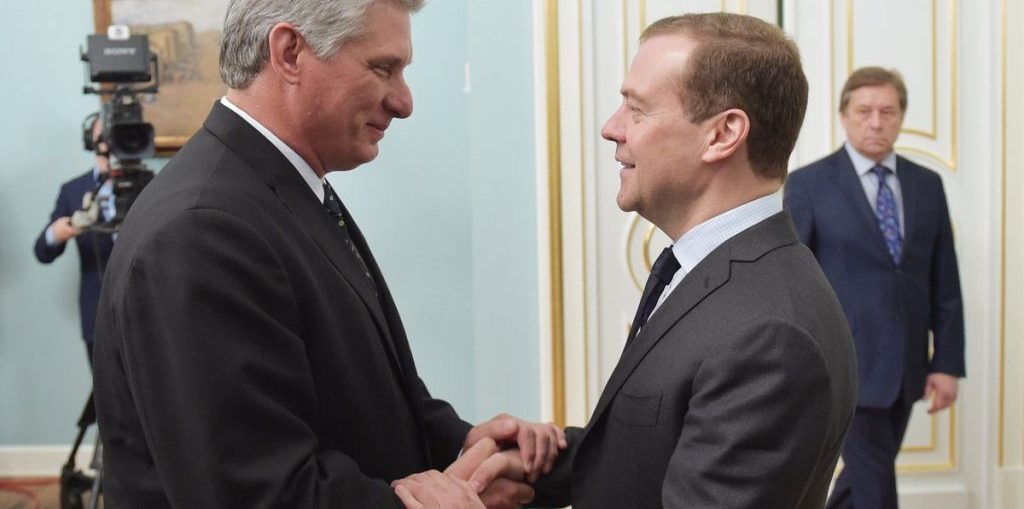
[{"xmin": 33, "ymin": 114, "xmax": 116, "ymax": 368}]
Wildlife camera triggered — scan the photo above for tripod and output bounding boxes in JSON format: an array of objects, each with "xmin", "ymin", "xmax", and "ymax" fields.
[{"xmin": 60, "ymin": 392, "xmax": 102, "ymax": 509}]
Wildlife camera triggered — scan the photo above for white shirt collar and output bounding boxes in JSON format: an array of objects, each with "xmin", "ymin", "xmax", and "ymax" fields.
[
  {"xmin": 844, "ymin": 142, "xmax": 898, "ymax": 177},
  {"xmin": 220, "ymin": 96, "xmax": 326, "ymax": 203},
  {"xmin": 671, "ymin": 192, "xmax": 783, "ymax": 275},
  {"xmin": 647, "ymin": 192, "xmax": 783, "ymax": 319}
]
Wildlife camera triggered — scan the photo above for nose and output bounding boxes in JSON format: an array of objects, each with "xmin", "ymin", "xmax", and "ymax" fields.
[
  {"xmin": 386, "ymin": 77, "xmax": 413, "ymax": 119},
  {"xmin": 601, "ymin": 104, "xmax": 626, "ymax": 143},
  {"xmin": 868, "ymin": 110, "xmax": 883, "ymax": 129}
]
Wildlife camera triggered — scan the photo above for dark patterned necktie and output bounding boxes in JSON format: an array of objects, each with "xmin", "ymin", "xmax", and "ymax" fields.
[
  {"xmin": 871, "ymin": 165, "xmax": 902, "ymax": 263},
  {"xmin": 323, "ymin": 182, "xmax": 375, "ymax": 287},
  {"xmin": 626, "ymin": 247, "xmax": 681, "ymax": 345}
]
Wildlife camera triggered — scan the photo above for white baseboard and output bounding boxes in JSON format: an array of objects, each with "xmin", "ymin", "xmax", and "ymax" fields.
[
  {"xmin": 996, "ymin": 466, "xmax": 1024, "ymax": 509},
  {"xmin": 899, "ymin": 485, "xmax": 969, "ymax": 509},
  {"xmin": 0, "ymin": 445, "xmax": 97, "ymax": 477}
]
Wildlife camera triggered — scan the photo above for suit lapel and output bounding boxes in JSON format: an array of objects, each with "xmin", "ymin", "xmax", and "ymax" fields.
[
  {"xmin": 895, "ymin": 156, "xmax": 917, "ymax": 251},
  {"xmin": 201, "ymin": 102, "xmax": 405, "ymax": 377},
  {"xmin": 585, "ymin": 212, "xmax": 798, "ymax": 433},
  {"xmin": 835, "ymin": 150, "xmax": 892, "ymax": 260},
  {"xmin": 587, "ymin": 250, "xmax": 730, "ymax": 431}
]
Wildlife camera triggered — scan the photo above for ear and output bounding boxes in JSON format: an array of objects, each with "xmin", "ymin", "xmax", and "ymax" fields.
[
  {"xmin": 701, "ymin": 108, "xmax": 749, "ymax": 164},
  {"xmin": 267, "ymin": 22, "xmax": 306, "ymax": 85}
]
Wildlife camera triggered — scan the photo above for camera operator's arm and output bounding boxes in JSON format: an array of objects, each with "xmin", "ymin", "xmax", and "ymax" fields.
[{"xmin": 34, "ymin": 183, "xmax": 82, "ymax": 263}]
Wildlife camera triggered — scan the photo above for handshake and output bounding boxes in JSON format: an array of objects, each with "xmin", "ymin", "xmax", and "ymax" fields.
[{"xmin": 392, "ymin": 414, "xmax": 567, "ymax": 509}]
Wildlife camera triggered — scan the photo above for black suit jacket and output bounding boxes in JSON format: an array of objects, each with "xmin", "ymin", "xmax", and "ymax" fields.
[
  {"xmin": 785, "ymin": 149, "xmax": 965, "ymax": 408},
  {"xmin": 534, "ymin": 212, "xmax": 858, "ymax": 508},
  {"xmin": 93, "ymin": 103, "xmax": 471, "ymax": 508},
  {"xmin": 34, "ymin": 169, "xmax": 115, "ymax": 344}
]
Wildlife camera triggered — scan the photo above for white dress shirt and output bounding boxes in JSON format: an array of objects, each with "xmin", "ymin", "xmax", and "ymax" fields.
[
  {"xmin": 651, "ymin": 192, "xmax": 784, "ymax": 316},
  {"xmin": 844, "ymin": 142, "xmax": 904, "ymax": 231},
  {"xmin": 220, "ymin": 97, "xmax": 326, "ymax": 203}
]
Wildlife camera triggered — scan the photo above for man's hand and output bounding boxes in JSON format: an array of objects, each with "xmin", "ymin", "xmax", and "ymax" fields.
[
  {"xmin": 924, "ymin": 373, "xmax": 959, "ymax": 414},
  {"xmin": 392, "ymin": 470, "xmax": 485, "ymax": 509},
  {"xmin": 464, "ymin": 414, "xmax": 567, "ymax": 481},
  {"xmin": 51, "ymin": 217, "xmax": 80, "ymax": 243},
  {"xmin": 446, "ymin": 439, "xmax": 534, "ymax": 509}
]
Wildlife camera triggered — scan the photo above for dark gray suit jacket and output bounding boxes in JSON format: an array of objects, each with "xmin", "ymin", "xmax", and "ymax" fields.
[
  {"xmin": 534, "ymin": 212, "xmax": 858, "ymax": 508},
  {"xmin": 93, "ymin": 103, "xmax": 471, "ymax": 508}
]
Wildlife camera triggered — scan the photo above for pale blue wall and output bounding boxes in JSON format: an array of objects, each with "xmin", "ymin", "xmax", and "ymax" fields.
[{"xmin": 0, "ymin": 1, "xmax": 539, "ymax": 446}]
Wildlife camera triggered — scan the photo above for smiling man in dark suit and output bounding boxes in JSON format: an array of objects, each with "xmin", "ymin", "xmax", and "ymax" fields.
[
  {"xmin": 785, "ymin": 67, "xmax": 965, "ymax": 509},
  {"xmin": 92, "ymin": 1, "xmax": 563, "ymax": 508},
  {"xmin": 499, "ymin": 12, "xmax": 859, "ymax": 509}
]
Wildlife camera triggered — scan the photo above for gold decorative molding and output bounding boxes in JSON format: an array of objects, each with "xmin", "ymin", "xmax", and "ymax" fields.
[
  {"xmin": 898, "ymin": 405, "xmax": 958, "ymax": 474},
  {"xmin": 577, "ymin": 0, "xmax": 592, "ymax": 419},
  {"xmin": 901, "ymin": 409, "xmax": 940, "ymax": 453},
  {"xmin": 999, "ymin": 0, "xmax": 1007, "ymax": 468},
  {"xmin": 545, "ymin": 0, "xmax": 566, "ymax": 427}
]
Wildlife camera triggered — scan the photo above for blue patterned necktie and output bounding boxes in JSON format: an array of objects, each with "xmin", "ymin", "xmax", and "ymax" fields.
[{"xmin": 871, "ymin": 165, "xmax": 902, "ymax": 263}]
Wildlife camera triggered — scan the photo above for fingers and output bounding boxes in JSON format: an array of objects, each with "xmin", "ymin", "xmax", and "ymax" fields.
[
  {"xmin": 447, "ymin": 437, "xmax": 499, "ymax": 480},
  {"xmin": 524, "ymin": 422, "xmax": 564, "ymax": 479},
  {"xmin": 541, "ymin": 423, "xmax": 564, "ymax": 474},
  {"xmin": 393, "ymin": 470, "xmax": 484, "ymax": 509},
  {"xmin": 516, "ymin": 422, "xmax": 538, "ymax": 477},
  {"xmin": 394, "ymin": 484, "xmax": 424, "ymax": 509},
  {"xmin": 479, "ymin": 478, "xmax": 535, "ymax": 509},
  {"xmin": 469, "ymin": 449, "xmax": 525, "ymax": 494},
  {"xmin": 928, "ymin": 389, "xmax": 954, "ymax": 414},
  {"xmin": 465, "ymin": 414, "xmax": 518, "ymax": 451}
]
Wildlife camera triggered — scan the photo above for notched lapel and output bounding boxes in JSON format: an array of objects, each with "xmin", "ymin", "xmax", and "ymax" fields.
[
  {"xmin": 895, "ymin": 157, "xmax": 918, "ymax": 249},
  {"xmin": 585, "ymin": 240, "xmax": 732, "ymax": 433},
  {"xmin": 836, "ymin": 151, "xmax": 892, "ymax": 260},
  {"xmin": 584, "ymin": 213, "xmax": 798, "ymax": 436},
  {"xmin": 202, "ymin": 102, "xmax": 404, "ymax": 375}
]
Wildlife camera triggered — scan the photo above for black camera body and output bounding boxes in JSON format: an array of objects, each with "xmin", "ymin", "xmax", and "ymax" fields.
[{"xmin": 77, "ymin": 28, "xmax": 160, "ymax": 232}]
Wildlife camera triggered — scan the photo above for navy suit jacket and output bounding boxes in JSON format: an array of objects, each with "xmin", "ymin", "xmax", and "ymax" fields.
[
  {"xmin": 34, "ymin": 169, "xmax": 115, "ymax": 344},
  {"xmin": 785, "ymin": 148, "xmax": 965, "ymax": 408}
]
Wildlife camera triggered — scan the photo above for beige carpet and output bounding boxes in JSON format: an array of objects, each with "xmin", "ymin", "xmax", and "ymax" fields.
[{"xmin": 0, "ymin": 477, "xmax": 101, "ymax": 509}]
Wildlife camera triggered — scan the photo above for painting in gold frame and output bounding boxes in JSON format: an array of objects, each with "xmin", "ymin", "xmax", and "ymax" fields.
[{"xmin": 93, "ymin": 0, "xmax": 229, "ymax": 154}]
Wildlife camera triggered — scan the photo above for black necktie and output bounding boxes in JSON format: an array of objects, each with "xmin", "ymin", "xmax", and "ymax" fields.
[
  {"xmin": 323, "ymin": 182, "xmax": 375, "ymax": 289},
  {"xmin": 626, "ymin": 247, "xmax": 681, "ymax": 345}
]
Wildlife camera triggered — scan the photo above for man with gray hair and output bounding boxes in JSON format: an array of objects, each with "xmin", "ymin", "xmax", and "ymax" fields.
[{"xmin": 93, "ymin": 1, "xmax": 561, "ymax": 508}]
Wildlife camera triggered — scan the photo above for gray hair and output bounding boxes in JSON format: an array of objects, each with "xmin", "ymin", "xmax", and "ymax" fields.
[{"xmin": 220, "ymin": 0, "xmax": 424, "ymax": 89}]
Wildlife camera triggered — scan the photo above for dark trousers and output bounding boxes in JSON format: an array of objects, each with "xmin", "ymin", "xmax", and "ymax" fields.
[{"xmin": 826, "ymin": 395, "xmax": 915, "ymax": 509}]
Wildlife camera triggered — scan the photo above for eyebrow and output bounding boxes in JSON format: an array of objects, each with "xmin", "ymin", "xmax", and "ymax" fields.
[{"xmin": 621, "ymin": 88, "xmax": 649, "ymax": 106}]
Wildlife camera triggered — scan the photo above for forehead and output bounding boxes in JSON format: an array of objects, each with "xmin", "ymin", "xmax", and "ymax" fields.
[
  {"xmin": 847, "ymin": 83, "xmax": 901, "ymax": 107},
  {"xmin": 622, "ymin": 34, "xmax": 696, "ymax": 101},
  {"xmin": 340, "ymin": 3, "xmax": 413, "ymax": 58}
]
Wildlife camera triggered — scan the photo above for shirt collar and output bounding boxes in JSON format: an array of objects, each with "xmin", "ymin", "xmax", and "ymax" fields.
[
  {"xmin": 844, "ymin": 142, "xmax": 898, "ymax": 177},
  {"xmin": 220, "ymin": 96, "xmax": 326, "ymax": 203},
  {"xmin": 671, "ymin": 192, "xmax": 783, "ymax": 275}
]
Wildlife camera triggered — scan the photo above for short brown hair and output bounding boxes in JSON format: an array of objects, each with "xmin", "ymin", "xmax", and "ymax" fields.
[
  {"xmin": 839, "ymin": 66, "xmax": 908, "ymax": 113},
  {"xmin": 641, "ymin": 13, "xmax": 808, "ymax": 181}
]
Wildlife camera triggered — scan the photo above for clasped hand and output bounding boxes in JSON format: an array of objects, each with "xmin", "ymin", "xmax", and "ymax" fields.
[{"xmin": 393, "ymin": 414, "xmax": 566, "ymax": 509}]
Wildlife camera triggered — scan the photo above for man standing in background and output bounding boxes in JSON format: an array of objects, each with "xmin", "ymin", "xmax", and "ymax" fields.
[
  {"xmin": 785, "ymin": 66, "xmax": 965, "ymax": 509},
  {"xmin": 34, "ymin": 114, "xmax": 114, "ymax": 367}
]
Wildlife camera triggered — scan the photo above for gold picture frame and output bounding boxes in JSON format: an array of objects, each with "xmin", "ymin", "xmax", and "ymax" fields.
[{"xmin": 93, "ymin": 0, "xmax": 229, "ymax": 155}]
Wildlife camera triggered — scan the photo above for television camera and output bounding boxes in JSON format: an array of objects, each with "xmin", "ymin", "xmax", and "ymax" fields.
[
  {"xmin": 60, "ymin": 26, "xmax": 161, "ymax": 509},
  {"xmin": 71, "ymin": 25, "xmax": 159, "ymax": 234}
]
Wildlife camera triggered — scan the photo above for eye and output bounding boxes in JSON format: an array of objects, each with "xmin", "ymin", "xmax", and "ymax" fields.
[{"xmin": 372, "ymin": 64, "xmax": 394, "ymax": 78}]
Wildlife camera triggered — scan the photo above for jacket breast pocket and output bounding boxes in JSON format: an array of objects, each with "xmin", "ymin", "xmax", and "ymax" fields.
[{"xmin": 610, "ymin": 390, "xmax": 662, "ymax": 427}]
